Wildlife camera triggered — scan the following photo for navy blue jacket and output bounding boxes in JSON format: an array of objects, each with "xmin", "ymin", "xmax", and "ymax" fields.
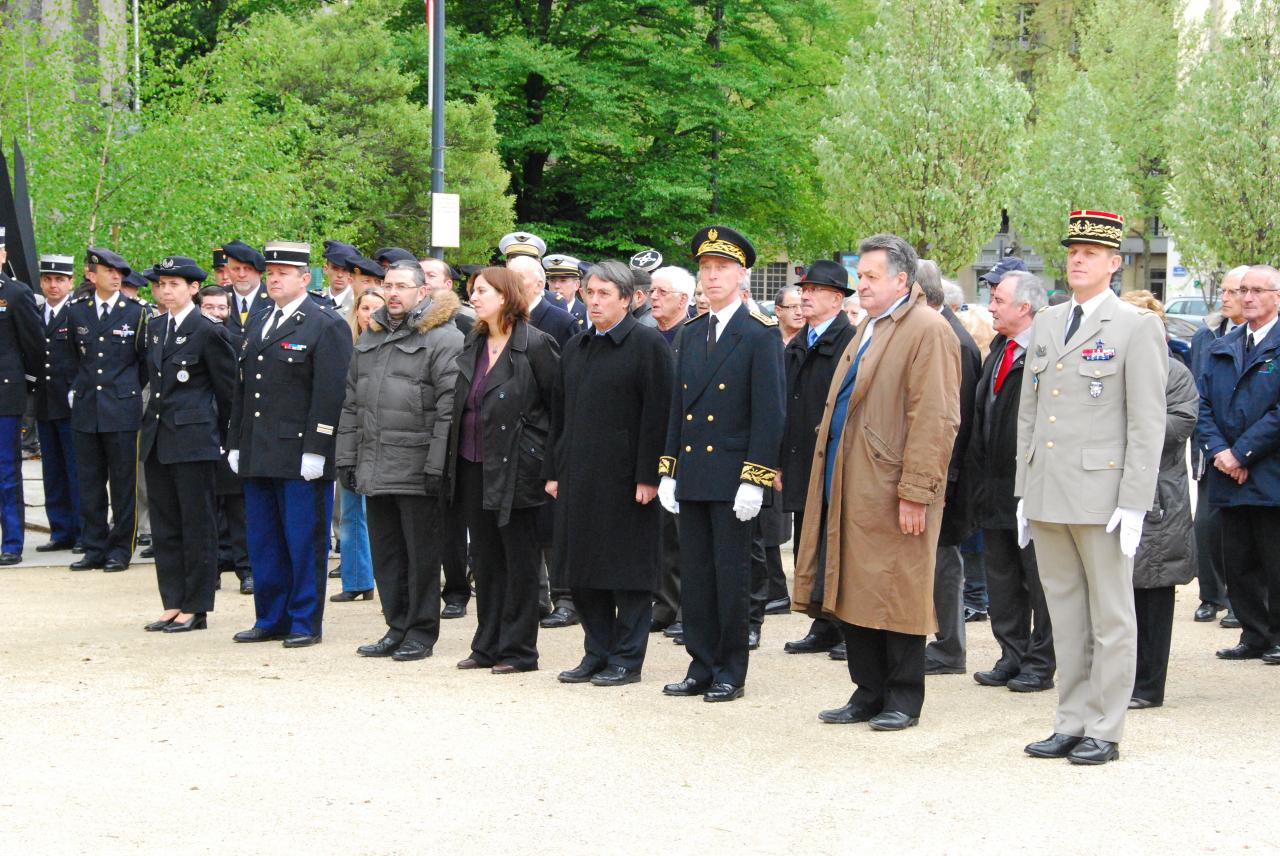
[
  {"xmin": 140, "ymin": 310, "xmax": 239, "ymax": 464},
  {"xmin": 0, "ymin": 274, "xmax": 44, "ymax": 415},
  {"xmin": 34, "ymin": 299, "xmax": 78, "ymax": 421},
  {"xmin": 225, "ymin": 285, "xmax": 272, "ymax": 338},
  {"xmin": 562, "ymin": 296, "xmax": 588, "ymax": 333},
  {"xmin": 1189, "ymin": 312, "xmax": 1232, "ymax": 479},
  {"xmin": 1197, "ymin": 323, "xmax": 1280, "ymax": 507},
  {"xmin": 530, "ymin": 297, "xmax": 577, "ymax": 349},
  {"xmin": 661, "ymin": 303, "xmax": 785, "ymax": 501},
  {"xmin": 229, "ymin": 299, "xmax": 353, "ymax": 480},
  {"xmin": 67, "ymin": 294, "xmax": 151, "ymax": 433}
]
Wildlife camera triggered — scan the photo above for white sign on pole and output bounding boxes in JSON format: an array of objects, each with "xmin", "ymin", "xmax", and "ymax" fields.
[{"xmin": 431, "ymin": 192, "xmax": 461, "ymax": 248}]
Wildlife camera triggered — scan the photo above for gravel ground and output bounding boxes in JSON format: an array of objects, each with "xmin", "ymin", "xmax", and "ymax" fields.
[{"xmin": 0, "ymin": 552, "xmax": 1276, "ymax": 855}]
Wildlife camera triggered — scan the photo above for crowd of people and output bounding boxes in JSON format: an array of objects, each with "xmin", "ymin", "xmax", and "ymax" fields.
[{"xmin": 0, "ymin": 206, "xmax": 1275, "ymax": 766}]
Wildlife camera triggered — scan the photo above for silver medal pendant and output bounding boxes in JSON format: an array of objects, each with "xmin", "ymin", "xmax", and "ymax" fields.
[
  {"xmin": 1089, "ymin": 379, "xmax": 1103, "ymax": 398},
  {"xmin": 177, "ymin": 369, "xmax": 190, "ymax": 383}
]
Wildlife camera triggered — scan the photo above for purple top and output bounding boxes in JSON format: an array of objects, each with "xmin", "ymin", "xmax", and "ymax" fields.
[{"xmin": 459, "ymin": 345, "xmax": 490, "ymax": 463}]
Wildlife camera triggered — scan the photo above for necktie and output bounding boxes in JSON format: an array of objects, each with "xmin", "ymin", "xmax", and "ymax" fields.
[
  {"xmin": 707, "ymin": 313, "xmax": 718, "ymax": 357},
  {"xmin": 807, "ymin": 327, "xmax": 818, "ymax": 349},
  {"xmin": 240, "ymin": 297, "xmax": 249, "ymax": 325},
  {"xmin": 993, "ymin": 339, "xmax": 1018, "ymax": 394},
  {"xmin": 1064, "ymin": 304, "xmax": 1083, "ymax": 344},
  {"xmin": 168, "ymin": 315, "xmax": 178, "ymax": 345},
  {"xmin": 99, "ymin": 302, "xmax": 108, "ymax": 320},
  {"xmin": 263, "ymin": 308, "xmax": 283, "ymax": 341},
  {"xmin": 1247, "ymin": 332, "xmax": 1255, "ymax": 353}
]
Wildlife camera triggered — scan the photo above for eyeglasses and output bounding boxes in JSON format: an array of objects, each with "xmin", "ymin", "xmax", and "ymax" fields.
[
  {"xmin": 1221, "ymin": 288, "xmax": 1241, "ymax": 296},
  {"xmin": 383, "ymin": 283, "xmax": 421, "ymax": 292},
  {"xmin": 776, "ymin": 303, "xmax": 803, "ymax": 311},
  {"xmin": 1238, "ymin": 287, "xmax": 1279, "ymax": 296},
  {"xmin": 649, "ymin": 288, "xmax": 679, "ymax": 298}
]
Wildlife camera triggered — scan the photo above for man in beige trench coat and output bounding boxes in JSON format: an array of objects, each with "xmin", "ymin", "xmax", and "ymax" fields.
[{"xmin": 793, "ymin": 233, "xmax": 960, "ymax": 731}]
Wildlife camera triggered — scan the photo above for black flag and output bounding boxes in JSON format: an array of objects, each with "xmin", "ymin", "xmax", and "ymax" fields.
[{"xmin": 0, "ymin": 140, "xmax": 39, "ymax": 285}]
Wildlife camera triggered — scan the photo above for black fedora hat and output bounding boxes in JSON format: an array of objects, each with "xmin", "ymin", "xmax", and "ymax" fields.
[{"xmin": 798, "ymin": 259, "xmax": 853, "ymax": 296}]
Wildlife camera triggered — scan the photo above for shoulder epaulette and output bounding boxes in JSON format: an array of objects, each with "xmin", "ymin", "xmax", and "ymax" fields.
[
  {"xmin": 750, "ymin": 310, "xmax": 778, "ymax": 327},
  {"xmin": 684, "ymin": 311, "xmax": 708, "ymax": 326},
  {"xmin": 1037, "ymin": 306, "xmax": 1050, "ymax": 314}
]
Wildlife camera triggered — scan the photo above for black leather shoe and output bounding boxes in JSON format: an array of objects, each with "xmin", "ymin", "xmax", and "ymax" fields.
[
  {"xmin": 35, "ymin": 539, "xmax": 74, "ymax": 553},
  {"xmin": 163, "ymin": 614, "xmax": 207, "ymax": 633},
  {"xmin": 357, "ymin": 636, "xmax": 402, "ymax": 657},
  {"xmin": 282, "ymin": 633, "xmax": 322, "ymax": 648},
  {"xmin": 748, "ymin": 629, "xmax": 760, "ymax": 650},
  {"xmin": 1128, "ymin": 697, "xmax": 1161, "ymax": 709},
  {"xmin": 663, "ymin": 622, "xmax": 683, "ymax": 638},
  {"xmin": 71, "ymin": 543, "xmax": 86, "ymax": 554},
  {"xmin": 672, "ymin": 633, "xmax": 685, "ymax": 646},
  {"xmin": 441, "ymin": 602, "xmax": 467, "ymax": 619},
  {"xmin": 558, "ymin": 661, "xmax": 603, "ymax": 683},
  {"xmin": 703, "ymin": 682, "xmax": 744, "ymax": 702},
  {"xmin": 330, "ymin": 589, "xmax": 372, "ymax": 602},
  {"xmin": 591, "ymin": 665, "xmax": 641, "ymax": 686},
  {"xmin": 0, "ymin": 552, "xmax": 20, "ymax": 565},
  {"xmin": 391, "ymin": 640, "xmax": 432, "ymax": 661},
  {"xmin": 828, "ymin": 642, "xmax": 847, "ymax": 661},
  {"xmin": 818, "ymin": 701, "xmax": 877, "ymax": 724},
  {"xmin": 1025, "ymin": 733, "xmax": 1082, "ymax": 758},
  {"xmin": 973, "ymin": 668, "xmax": 1014, "ymax": 687},
  {"xmin": 240, "ymin": 575, "xmax": 254, "ymax": 595},
  {"xmin": 139, "ymin": 546, "xmax": 155, "ymax": 559},
  {"xmin": 540, "ymin": 605, "xmax": 579, "ymax": 628},
  {"xmin": 136, "ymin": 534, "xmax": 152, "ymax": 546},
  {"xmin": 1194, "ymin": 602, "xmax": 1222, "ymax": 622},
  {"xmin": 144, "ymin": 617, "xmax": 175, "ymax": 632},
  {"xmin": 327, "ymin": 567, "xmax": 342, "ymax": 579},
  {"xmin": 1220, "ymin": 610, "xmax": 1241, "ymax": 629},
  {"xmin": 1007, "ymin": 673, "xmax": 1054, "ymax": 693},
  {"xmin": 70, "ymin": 556, "xmax": 106, "ymax": 571},
  {"xmin": 1216, "ymin": 642, "xmax": 1266, "ymax": 660},
  {"xmin": 649, "ymin": 618, "xmax": 671, "ymax": 633},
  {"xmin": 103, "ymin": 558, "xmax": 128, "ymax": 573},
  {"xmin": 963, "ymin": 608, "xmax": 988, "ymax": 623},
  {"xmin": 925, "ymin": 660, "xmax": 965, "ymax": 676},
  {"xmin": 1261, "ymin": 645, "xmax": 1280, "ymax": 664},
  {"xmin": 662, "ymin": 677, "xmax": 709, "ymax": 697},
  {"xmin": 764, "ymin": 596, "xmax": 791, "ymax": 615},
  {"xmin": 1068, "ymin": 737, "xmax": 1120, "ymax": 765},
  {"xmin": 869, "ymin": 710, "xmax": 918, "ymax": 730},
  {"xmin": 784, "ymin": 633, "xmax": 837, "ymax": 654},
  {"xmin": 233, "ymin": 627, "xmax": 286, "ymax": 643}
]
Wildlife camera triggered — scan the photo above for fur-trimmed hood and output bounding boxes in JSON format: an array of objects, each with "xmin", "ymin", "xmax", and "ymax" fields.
[{"xmin": 368, "ymin": 290, "xmax": 460, "ymax": 334}]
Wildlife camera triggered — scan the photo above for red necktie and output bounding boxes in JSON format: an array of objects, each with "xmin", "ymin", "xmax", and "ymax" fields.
[{"xmin": 993, "ymin": 339, "xmax": 1018, "ymax": 394}]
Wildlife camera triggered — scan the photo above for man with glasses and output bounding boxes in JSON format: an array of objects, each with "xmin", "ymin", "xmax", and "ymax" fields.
[
  {"xmin": 1198, "ymin": 264, "xmax": 1280, "ymax": 666},
  {"xmin": 773, "ymin": 286, "xmax": 805, "ymax": 346}
]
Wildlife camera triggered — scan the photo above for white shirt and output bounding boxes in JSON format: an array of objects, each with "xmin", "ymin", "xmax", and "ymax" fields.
[
  {"xmin": 709, "ymin": 296, "xmax": 743, "ymax": 343},
  {"xmin": 95, "ymin": 292, "xmax": 120, "ymax": 317},
  {"xmin": 167, "ymin": 302, "xmax": 196, "ymax": 335},
  {"xmin": 860, "ymin": 292, "xmax": 910, "ymax": 352},
  {"xmin": 262, "ymin": 294, "xmax": 308, "ymax": 340},
  {"xmin": 232, "ymin": 287, "xmax": 258, "ymax": 316},
  {"xmin": 1247, "ymin": 315, "xmax": 1278, "ymax": 348},
  {"xmin": 328, "ymin": 286, "xmax": 353, "ymax": 313},
  {"xmin": 1065, "ymin": 289, "xmax": 1111, "ymax": 338},
  {"xmin": 528, "ymin": 293, "xmax": 543, "ymax": 315},
  {"xmin": 808, "ymin": 312, "xmax": 839, "ymax": 344},
  {"xmin": 45, "ymin": 297, "xmax": 69, "ymax": 325}
]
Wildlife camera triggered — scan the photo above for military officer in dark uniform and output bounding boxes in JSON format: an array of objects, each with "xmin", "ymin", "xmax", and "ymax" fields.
[
  {"xmin": 0, "ymin": 228, "xmax": 45, "ymax": 563},
  {"xmin": 223, "ymin": 239, "xmax": 270, "ymax": 337},
  {"xmin": 499, "ymin": 231, "xmax": 547, "ymax": 264},
  {"xmin": 212, "ymin": 246, "xmax": 231, "ymax": 287},
  {"xmin": 66, "ymin": 247, "xmax": 150, "ymax": 572},
  {"xmin": 228, "ymin": 241, "xmax": 353, "ymax": 648},
  {"xmin": 657, "ymin": 226, "xmax": 785, "ymax": 702},
  {"xmin": 543, "ymin": 254, "xmax": 587, "ymax": 332},
  {"xmin": 139, "ymin": 257, "xmax": 238, "ymax": 633},
  {"xmin": 33, "ymin": 254, "xmax": 83, "ymax": 553}
]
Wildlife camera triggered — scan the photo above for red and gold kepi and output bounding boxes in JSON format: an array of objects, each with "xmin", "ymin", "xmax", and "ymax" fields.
[
  {"xmin": 691, "ymin": 225, "xmax": 756, "ymax": 269},
  {"xmin": 1061, "ymin": 209, "xmax": 1125, "ymax": 249}
]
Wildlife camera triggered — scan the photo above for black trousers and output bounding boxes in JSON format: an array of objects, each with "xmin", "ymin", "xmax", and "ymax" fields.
[
  {"xmin": 925, "ymin": 544, "xmax": 966, "ymax": 669},
  {"xmin": 146, "ymin": 455, "xmax": 217, "ymax": 614},
  {"xmin": 766, "ymin": 543, "xmax": 787, "ymax": 602},
  {"xmin": 1194, "ymin": 478, "xmax": 1229, "ymax": 608},
  {"xmin": 1133, "ymin": 586, "xmax": 1175, "ymax": 705},
  {"xmin": 679, "ymin": 500, "xmax": 752, "ymax": 687},
  {"xmin": 216, "ymin": 492, "xmax": 250, "ymax": 580},
  {"xmin": 440, "ymin": 501, "xmax": 470, "ymax": 606},
  {"xmin": 841, "ymin": 621, "xmax": 926, "ymax": 717},
  {"xmin": 748, "ymin": 522, "xmax": 769, "ymax": 631},
  {"xmin": 574, "ymin": 587, "xmax": 652, "ymax": 672},
  {"xmin": 653, "ymin": 508, "xmax": 682, "ymax": 626},
  {"xmin": 1219, "ymin": 505, "xmax": 1280, "ymax": 650},
  {"xmin": 74, "ymin": 429, "xmax": 137, "ymax": 564},
  {"xmin": 367, "ymin": 493, "xmax": 442, "ymax": 647},
  {"xmin": 458, "ymin": 459, "xmax": 540, "ymax": 669},
  {"xmin": 794, "ymin": 508, "xmax": 838, "ymax": 641},
  {"xmin": 983, "ymin": 527, "xmax": 1056, "ymax": 679}
]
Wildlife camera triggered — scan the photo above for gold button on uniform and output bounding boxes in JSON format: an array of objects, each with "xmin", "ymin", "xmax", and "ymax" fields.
[
  {"xmin": 1056, "ymin": 363, "xmax": 1063, "ymax": 370},
  {"xmin": 1094, "ymin": 369, "xmax": 1102, "ymax": 376},
  {"xmin": 706, "ymin": 415, "xmax": 714, "ymax": 422},
  {"xmin": 1109, "ymin": 461, "xmax": 1116, "ymax": 468},
  {"xmin": 706, "ymin": 446, "xmax": 714, "ymax": 452},
  {"xmin": 1046, "ymin": 441, "xmax": 1055, "ymax": 448},
  {"xmin": 686, "ymin": 414, "xmax": 692, "ymax": 421},
  {"xmin": 1049, "ymin": 415, "xmax": 1057, "ymax": 423},
  {"xmin": 685, "ymin": 445, "xmax": 692, "ymax": 452},
  {"xmin": 1051, "ymin": 389, "xmax": 1060, "ymax": 397},
  {"xmin": 718, "ymin": 383, "xmax": 726, "ymax": 390}
]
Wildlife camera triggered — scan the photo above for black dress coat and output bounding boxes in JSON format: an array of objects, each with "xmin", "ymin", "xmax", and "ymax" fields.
[
  {"xmin": 0, "ymin": 274, "xmax": 43, "ymax": 416},
  {"xmin": 778, "ymin": 311, "xmax": 856, "ymax": 512},
  {"xmin": 969, "ymin": 333, "xmax": 1024, "ymax": 530},
  {"xmin": 546, "ymin": 315, "xmax": 674, "ymax": 591},
  {"xmin": 67, "ymin": 294, "xmax": 151, "ymax": 433},
  {"xmin": 939, "ymin": 305, "xmax": 981, "ymax": 546},
  {"xmin": 529, "ymin": 297, "xmax": 577, "ymax": 349},
  {"xmin": 214, "ymin": 324, "xmax": 245, "ymax": 496},
  {"xmin": 225, "ymin": 285, "xmax": 272, "ymax": 338},
  {"xmin": 34, "ymin": 299, "xmax": 78, "ymax": 422}
]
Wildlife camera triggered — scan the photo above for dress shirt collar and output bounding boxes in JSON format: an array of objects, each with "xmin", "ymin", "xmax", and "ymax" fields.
[
  {"xmin": 809, "ymin": 312, "xmax": 838, "ymax": 342},
  {"xmin": 95, "ymin": 291, "xmax": 120, "ymax": 315},
  {"xmin": 168, "ymin": 302, "xmax": 196, "ymax": 331},
  {"xmin": 1248, "ymin": 315, "xmax": 1278, "ymax": 346},
  {"xmin": 1068, "ymin": 288, "xmax": 1111, "ymax": 325},
  {"xmin": 710, "ymin": 296, "xmax": 743, "ymax": 342}
]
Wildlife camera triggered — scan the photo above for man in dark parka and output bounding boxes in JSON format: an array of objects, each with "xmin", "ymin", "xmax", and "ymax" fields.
[{"xmin": 546, "ymin": 260, "xmax": 674, "ymax": 686}]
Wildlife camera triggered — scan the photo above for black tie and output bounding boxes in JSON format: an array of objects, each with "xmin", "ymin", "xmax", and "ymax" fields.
[
  {"xmin": 241, "ymin": 297, "xmax": 249, "ymax": 315},
  {"xmin": 99, "ymin": 302, "xmax": 108, "ymax": 320},
  {"xmin": 264, "ymin": 308, "xmax": 283, "ymax": 340},
  {"xmin": 1064, "ymin": 305, "xmax": 1083, "ymax": 344},
  {"xmin": 168, "ymin": 315, "xmax": 177, "ymax": 345},
  {"xmin": 707, "ymin": 314, "xmax": 718, "ymax": 357},
  {"xmin": 1247, "ymin": 332, "xmax": 1256, "ymax": 353}
]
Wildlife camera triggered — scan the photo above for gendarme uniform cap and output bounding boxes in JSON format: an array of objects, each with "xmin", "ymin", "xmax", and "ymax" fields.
[
  {"xmin": 1062, "ymin": 210, "xmax": 1125, "ymax": 249},
  {"xmin": 263, "ymin": 240, "xmax": 311, "ymax": 268},
  {"xmin": 373, "ymin": 246, "xmax": 417, "ymax": 266},
  {"xmin": 543, "ymin": 255, "xmax": 582, "ymax": 278},
  {"xmin": 629, "ymin": 249, "xmax": 663, "ymax": 273},
  {"xmin": 123, "ymin": 270, "xmax": 149, "ymax": 290},
  {"xmin": 798, "ymin": 259, "xmax": 853, "ymax": 296},
  {"xmin": 690, "ymin": 225, "xmax": 756, "ymax": 269},
  {"xmin": 156, "ymin": 255, "xmax": 208, "ymax": 283},
  {"xmin": 323, "ymin": 239, "xmax": 359, "ymax": 268},
  {"xmin": 87, "ymin": 247, "xmax": 132, "ymax": 276},
  {"xmin": 212, "ymin": 247, "xmax": 229, "ymax": 268},
  {"xmin": 499, "ymin": 232, "xmax": 547, "ymax": 261},
  {"xmin": 222, "ymin": 239, "xmax": 266, "ymax": 272},
  {"xmin": 350, "ymin": 255, "xmax": 385, "ymax": 279},
  {"xmin": 39, "ymin": 254, "xmax": 75, "ymax": 276},
  {"xmin": 140, "ymin": 266, "xmax": 160, "ymax": 283}
]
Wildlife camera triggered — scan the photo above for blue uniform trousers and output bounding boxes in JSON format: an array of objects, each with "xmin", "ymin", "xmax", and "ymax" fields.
[
  {"xmin": 37, "ymin": 418, "xmax": 80, "ymax": 545},
  {"xmin": 244, "ymin": 477, "xmax": 334, "ymax": 636},
  {"xmin": 0, "ymin": 416, "xmax": 24, "ymax": 553}
]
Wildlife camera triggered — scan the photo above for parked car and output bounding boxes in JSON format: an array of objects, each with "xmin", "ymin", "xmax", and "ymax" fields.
[
  {"xmin": 1165, "ymin": 315, "xmax": 1200, "ymax": 368},
  {"xmin": 1166, "ymin": 295, "xmax": 1211, "ymax": 327}
]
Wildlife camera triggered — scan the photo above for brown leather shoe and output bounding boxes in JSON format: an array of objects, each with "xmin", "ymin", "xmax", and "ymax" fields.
[
  {"xmin": 456, "ymin": 657, "xmax": 489, "ymax": 670},
  {"xmin": 491, "ymin": 662, "xmax": 537, "ymax": 675}
]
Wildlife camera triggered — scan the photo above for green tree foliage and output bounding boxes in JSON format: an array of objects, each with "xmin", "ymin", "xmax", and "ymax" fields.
[
  {"xmin": 1008, "ymin": 59, "xmax": 1135, "ymax": 278},
  {"xmin": 815, "ymin": 0, "xmax": 1030, "ymax": 272},
  {"xmin": 1169, "ymin": 0, "xmax": 1280, "ymax": 271}
]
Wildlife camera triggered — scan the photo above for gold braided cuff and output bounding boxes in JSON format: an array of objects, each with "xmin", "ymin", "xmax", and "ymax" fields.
[
  {"xmin": 740, "ymin": 462, "xmax": 777, "ymax": 488},
  {"xmin": 658, "ymin": 456, "xmax": 677, "ymax": 478}
]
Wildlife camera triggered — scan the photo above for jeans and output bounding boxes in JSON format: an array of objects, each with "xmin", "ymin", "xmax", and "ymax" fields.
[{"xmin": 338, "ymin": 484, "xmax": 375, "ymax": 592}]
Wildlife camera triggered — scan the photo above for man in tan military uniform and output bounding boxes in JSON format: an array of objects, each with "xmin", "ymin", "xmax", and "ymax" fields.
[{"xmin": 1014, "ymin": 210, "xmax": 1168, "ymax": 765}]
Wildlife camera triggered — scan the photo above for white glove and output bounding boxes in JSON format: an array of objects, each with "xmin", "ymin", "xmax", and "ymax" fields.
[
  {"xmin": 300, "ymin": 452, "xmax": 325, "ymax": 481},
  {"xmin": 1016, "ymin": 499, "xmax": 1031, "ymax": 548},
  {"xmin": 1106, "ymin": 506, "xmax": 1146, "ymax": 559},
  {"xmin": 733, "ymin": 483, "xmax": 764, "ymax": 522},
  {"xmin": 67, "ymin": 391, "xmax": 75, "ymax": 409},
  {"xmin": 227, "ymin": 449, "xmax": 240, "ymax": 474},
  {"xmin": 658, "ymin": 476, "xmax": 679, "ymax": 515}
]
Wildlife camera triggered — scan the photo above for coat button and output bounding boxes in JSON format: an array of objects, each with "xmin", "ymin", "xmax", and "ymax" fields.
[
  {"xmin": 683, "ymin": 383, "xmax": 687, "ymax": 389},
  {"xmin": 254, "ymin": 411, "xmax": 261, "ymax": 417},
  {"xmin": 99, "ymin": 336, "xmax": 104, "ymax": 342},
  {"xmin": 718, "ymin": 383, "xmax": 726, "ymax": 390},
  {"xmin": 258, "ymin": 355, "xmax": 264, "ymax": 361},
  {"xmin": 685, "ymin": 445, "xmax": 692, "ymax": 452},
  {"xmin": 793, "ymin": 393, "xmax": 800, "ymax": 399},
  {"xmin": 500, "ymin": 424, "xmax": 506, "ymax": 431},
  {"xmin": 1094, "ymin": 369, "xmax": 1102, "ymax": 376},
  {"xmin": 97, "ymin": 369, "xmax": 103, "ymax": 374},
  {"xmin": 707, "ymin": 415, "xmax": 714, "ymax": 422},
  {"xmin": 706, "ymin": 445, "xmax": 714, "ymax": 452},
  {"xmin": 1051, "ymin": 389, "xmax": 1060, "ymax": 397},
  {"xmin": 96, "ymin": 385, "xmax": 102, "ymax": 390},
  {"xmin": 254, "ymin": 392, "xmax": 260, "ymax": 398},
  {"xmin": 255, "ymin": 374, "xmax": 262, "ymax": 380},
  {"xmin": 502, "ymin": 457, "xmax": 508, "ymax": 463},
  {"xmin": 155, "ymin": 393, "xmax": 161, "ymax": 399},
  {"xmin": 1049, "ymin": 415, "xmax": 1056, "ymax": 423},
  {"xmin": 1108, "ymin": 461, "xmax": 1116, "ymax": 468},
  {"xmin": 1056, "ymin": 363, "xmax": 1063, "ymax": 370},
  {"xmin": 686, "ymin": 414, "xmax": 692, "ymax": 421},
  {"xmin": 1046, "ymin": 441, "xmax": 1054, "ymax": 448}
]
